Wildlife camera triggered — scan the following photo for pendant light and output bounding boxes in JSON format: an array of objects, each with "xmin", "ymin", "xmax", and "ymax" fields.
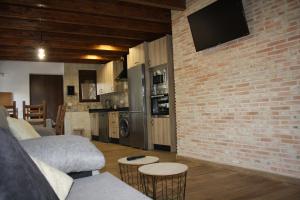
[
  {"xmin": 37, "ymin": 11, "xmax": 46, "ymax": 60},
  {"xmin": 37, "ymin": 31, "xmax": 46, "ymax": 60}
]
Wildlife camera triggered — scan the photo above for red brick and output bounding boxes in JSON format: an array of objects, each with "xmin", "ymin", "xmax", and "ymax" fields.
[
  {"xmin": 271, "ymin": 106, "xmax": 290, "ymax": 110},
  {"xmin": 290, "ymin": 66, "xmax": 300, "ymax": 70},
  {"xmin": 288, "ymin": 34, "xmax": 300, "ymax": 41},
  {"xmin": 247, "ymin": 112, "xmax": 259, "ymax": 115}
]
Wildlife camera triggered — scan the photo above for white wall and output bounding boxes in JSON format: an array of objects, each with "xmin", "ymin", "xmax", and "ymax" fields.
[{"xmin": 0, "ymin": 61, "xmax": 64, "ymax": 117}]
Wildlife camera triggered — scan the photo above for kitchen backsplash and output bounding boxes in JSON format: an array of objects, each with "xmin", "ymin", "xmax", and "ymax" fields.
[
  {"xmin": 64, "ymin": 63, "xmax": 128, "ymax": 112},
  {"xmin": 100, "ymin": 90, "xmax": 129, "ymax": 108}
]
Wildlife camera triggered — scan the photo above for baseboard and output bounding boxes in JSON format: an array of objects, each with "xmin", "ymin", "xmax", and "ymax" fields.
[{"xmin": 176, "ymin": 155, "xmax": 300, "ymax": 185}]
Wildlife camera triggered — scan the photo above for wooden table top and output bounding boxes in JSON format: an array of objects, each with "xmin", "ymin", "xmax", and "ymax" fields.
[{"xmin": 138, "ymin": 162, "xmax": 188, "ymax": 176}]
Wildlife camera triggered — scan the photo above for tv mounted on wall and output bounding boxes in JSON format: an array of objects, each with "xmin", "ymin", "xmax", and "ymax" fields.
[{"xmin": 188, "ymin": 0, "xmax": 249, "ymax": 52}]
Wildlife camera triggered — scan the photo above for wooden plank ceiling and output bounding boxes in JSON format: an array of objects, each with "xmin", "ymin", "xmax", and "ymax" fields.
[{"xmin": 0, "ymin": 0, "xmax": 185, "ymax": 64}]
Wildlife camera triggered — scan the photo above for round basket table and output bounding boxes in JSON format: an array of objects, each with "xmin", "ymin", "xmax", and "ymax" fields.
[
  {"xmin": 118, "ymin": 156, "xmax": 159, "ymax": 190},
  {"xmin": 138, "ymin": 162, "xmax": 188, "ymax": 200}
]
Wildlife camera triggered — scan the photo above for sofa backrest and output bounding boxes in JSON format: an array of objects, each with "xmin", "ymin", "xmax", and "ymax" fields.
[{"xmin": 0, "ymin": 127, "xmax": 59, "ymax": 200}]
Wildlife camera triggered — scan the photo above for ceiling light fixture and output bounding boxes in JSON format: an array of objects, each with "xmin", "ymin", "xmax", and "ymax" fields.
[
  {"xmin": 93, "ymin": 45, "xmax": 127, "ymax": 52},
  {"xmin": 37, "ymin": 31, "xmax": 46, "ymax": 60},
  {"xmin": 37, "ymin": 12, "xmax": 46, "ymax": 60},
  {"xmin": 82, "ymin": 55, "xmax": 103, "ymax": 60},
  {"xmin": 94, "ymin": 45, "xmax": 117, "ymax": 51},
  {"xmin": 38, "ymin": 48, "xmax": 45, "ymax": 60}
]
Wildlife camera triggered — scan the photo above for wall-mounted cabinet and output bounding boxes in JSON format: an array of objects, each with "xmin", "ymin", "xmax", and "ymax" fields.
[
  {"xmin": 97, "ymin": 61, "xmax": 123, "ymax": 95},
  {"xmin": 127, "ymin": 43, "xmax": 146, "ymax": 68},
  {"xmin": 148, "ymin": 37, "xmax": 168, "ymax": 68}
]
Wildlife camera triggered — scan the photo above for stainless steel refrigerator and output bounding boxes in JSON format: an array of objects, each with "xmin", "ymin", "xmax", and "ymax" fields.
[{"xmin": 128, "ymin": 64, "xmax": 148, "ymax": 149}]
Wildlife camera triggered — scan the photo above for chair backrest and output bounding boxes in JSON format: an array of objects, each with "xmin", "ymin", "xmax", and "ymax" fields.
[
  {"xmin": 55, "ymin": 105, "xmax": 66, "ymax": 135},
  {"xmin": 23, "ymin": 101, "xmax": 47, "ymax": 127},
  {"xmin": 4, "ymin": 101, "xmax": 18, "ymax": 119}
]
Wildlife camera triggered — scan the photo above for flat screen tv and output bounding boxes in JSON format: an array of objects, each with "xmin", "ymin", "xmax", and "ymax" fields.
[{"xmin": 188, "ymin": 0, "xmax": 249, "ymax": 52}]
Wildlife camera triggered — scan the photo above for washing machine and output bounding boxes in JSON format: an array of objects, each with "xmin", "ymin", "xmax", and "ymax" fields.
[{"xmin": 119, "ymin": 111, "xmax": 130, "ymax": 146}]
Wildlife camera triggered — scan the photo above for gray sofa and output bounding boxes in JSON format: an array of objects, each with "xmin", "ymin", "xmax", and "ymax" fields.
[
  {"xmin": 0, "ymin": 106, "xmax": 150, "ymax": 199},
  {"xmin": 0, "ymin": 107, "xmax": 104, "ymax": 176}
]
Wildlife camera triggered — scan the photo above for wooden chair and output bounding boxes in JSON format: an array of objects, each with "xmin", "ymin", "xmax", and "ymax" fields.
[
  {"xmin": 54, "ymin": 105, "xmax": 66, "ymax": 135},
  {"xmin": 23, "ymin": 100, "xmax": 47, "ymax": 127},
  {"xmin": 33, "ymin": 105, "xmax": 66, "ymax": 136},
  {"xmin": 4, "ymin": 101, "xmax": 18, "ymax": 118}
]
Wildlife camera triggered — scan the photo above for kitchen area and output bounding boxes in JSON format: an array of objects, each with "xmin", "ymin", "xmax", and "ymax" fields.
[{"xmin": 87, "ymin": 35, "xmax": 176, "ymax": 152}]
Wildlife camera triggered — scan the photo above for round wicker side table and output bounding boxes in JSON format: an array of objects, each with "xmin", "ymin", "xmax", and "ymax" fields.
[
  {"xmin": 118, "ymin": 156, "xmax": 159, "ymax": 190},
  {"xmin": 138, "ymin": 162, "xmax": 188, "ymax": 200}
]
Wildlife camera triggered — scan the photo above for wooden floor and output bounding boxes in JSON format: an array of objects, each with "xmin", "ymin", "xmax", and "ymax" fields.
[{"xmin": 94, "ymin": 142, "xmax": 300, "ymax": 200}]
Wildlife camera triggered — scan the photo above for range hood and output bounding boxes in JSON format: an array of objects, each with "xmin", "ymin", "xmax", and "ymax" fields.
[{"xmin": 115, "ymin": 56, "xmax": 127, "ymax": 81}]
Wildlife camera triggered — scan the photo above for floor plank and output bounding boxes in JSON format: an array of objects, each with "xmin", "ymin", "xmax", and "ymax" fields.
[{"xmin": 94, "ymin": 142, "xmax": 300, "ymax": 200}]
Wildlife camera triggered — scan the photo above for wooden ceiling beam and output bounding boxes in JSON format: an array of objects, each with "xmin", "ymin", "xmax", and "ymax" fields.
[
  {"xmin": 0, "ymin": 0, "xmax": 171, "ymax": 23},
  {"xmin": 0, "ymin": 28, "xmax": 141, "ymax": 47},
  {"xmin": 0, "ymin": 17, "xmax": 162, "ymax": 41},
  {"xmin": 0, "ymin": 56, "xmax": 108, "ymax": 64},
  {"xmin": 0, "ymin": 37, "xmax": 129, "ymax": 53},
  {"xmin": 119, "ymin": 0, "xmax": 186, "ymax": 11},
  {"xmin": 0, "ymin": 45, "xmax": 127, "ymax": 57},
  {"xmin": 0, "ymin": 47, "xmax": 123, "ymax": 60},
  {"xmin": 0, "ymin": 4, "xmax": 171, "ymax": 34}
]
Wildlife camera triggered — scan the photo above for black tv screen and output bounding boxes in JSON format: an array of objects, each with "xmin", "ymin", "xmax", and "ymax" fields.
[{"xmin": 188, "ymin": 0, "xmax": 249, "ymax": 51}]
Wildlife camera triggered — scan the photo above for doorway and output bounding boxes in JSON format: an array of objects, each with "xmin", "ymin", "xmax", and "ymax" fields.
[{"xmin": 29, "ymin": 74, "xmax": 63, "ymax": 121}]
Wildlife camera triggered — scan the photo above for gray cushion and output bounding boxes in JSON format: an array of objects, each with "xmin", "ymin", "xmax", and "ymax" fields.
[
  {"xmin": 0, "ymin": 106, "xmax": 9, "ymax": 130},
  {"xmin": 20, "ymin": 135, "xmax": 105, "ymax": 173},
  {"xmin": 67, "ymin": 172, "xmax": 151, "ymax": 200},
  {"xmin": 0, "ymin": 128, "xmax": 59, "ymax": 200}
]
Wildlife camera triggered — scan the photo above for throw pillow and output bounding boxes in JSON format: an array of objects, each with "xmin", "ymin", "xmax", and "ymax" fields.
[
  {"xmin": 7, "ymin": 116, "xmax": 41, "ymax": 140},
  {"xmin": 31, "ymin": 156, "xmax": 73, "ymax": 200}
]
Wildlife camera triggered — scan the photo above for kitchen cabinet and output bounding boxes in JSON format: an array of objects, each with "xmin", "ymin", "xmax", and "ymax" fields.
[
  {"xmin": 90, "ymin": 113, "xmax": 99, "ymax": 137},
  {"xmin": 148, "ymin": 36, "xmax": 168, "ymax": 68},
  {"xmin": 99, "ymin": 112, "xmax": 109, "ymax": 142},
  {"xmin": 127, "ymin": 43, "xmax": 146, "ymax": 69},
  {"xmin": 97, "ymin": 61, "xmax": 123, "ymax": 95},
  {"xmin": 151, "ymin": 117, "xmax": 171, "ymax": 146},
  {"xmin": 127, "ymin": 36, "xmax": 176, "ymax": 151},
  {"xmin": 64, "ymin": 111, "xmax": 91, "ymax": 138},
  {"xmin": 108, "ymin": 111, "xmax": 119, "ymax": 139}
]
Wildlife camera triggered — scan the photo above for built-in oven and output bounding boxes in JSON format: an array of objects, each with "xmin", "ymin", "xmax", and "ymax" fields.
[
  {"xmin": 150, "ymin": 65, "xmax": 169, "ymax": 117},
  {"xmin": 151, "ymin": 94, "xmax": 169, "ymax": 116}
]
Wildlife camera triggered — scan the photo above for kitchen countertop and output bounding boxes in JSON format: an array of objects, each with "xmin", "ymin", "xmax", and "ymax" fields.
[{"xmin": 89, "ymin": 107, "xmax": 129, "ymax": 113}]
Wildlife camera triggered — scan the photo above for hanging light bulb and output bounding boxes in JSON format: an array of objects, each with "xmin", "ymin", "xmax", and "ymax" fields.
[
  {"xmin": 37, "ymin": 29, "xmax": 46, "ymax": 60},
  {"xmin": 37, "ymin": 47, "xmax": 45, "ymax": 60}
]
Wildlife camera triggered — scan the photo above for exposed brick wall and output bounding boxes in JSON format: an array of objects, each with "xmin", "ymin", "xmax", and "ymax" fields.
[{"xmin": 172, "ymin": 0, "xmax": 300, "ymax": 178}]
